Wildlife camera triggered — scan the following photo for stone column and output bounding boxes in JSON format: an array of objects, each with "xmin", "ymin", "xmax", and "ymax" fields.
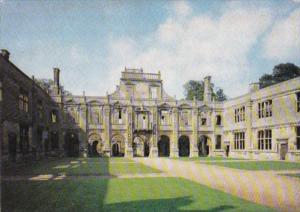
[
  {"xmin": 150, "ymin": 106, "xmax": 158, "ymax": 157},
  {"xmin": 125, "ymin": 105, "xmax": 133, "ymax": 157},
  {"xmin": 190, "ymin": 107, "xmax": 199, "ymax": 157},
  {"xmin": 103, "ymin": 104, "xmax": 111, "ymax": 157},
  {"xmin": 170, "ymin": 107, "xmax": 179, "ymax": 157}
]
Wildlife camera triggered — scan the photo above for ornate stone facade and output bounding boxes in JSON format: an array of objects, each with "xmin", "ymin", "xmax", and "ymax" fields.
[{"xmin": 1, "ymin": 50, "xmax": 300, "ymax": 161}]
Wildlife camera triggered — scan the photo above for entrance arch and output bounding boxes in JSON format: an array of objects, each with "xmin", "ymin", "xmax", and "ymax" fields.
[
  {"xmin": 133, "ymin": 136, "xmax": 150, "ymax": 157},
  {"xmin": 158, "ymin": 135, "xmax": 170, "ymax": 157},
  {"xmin": 88, "ymin": 133, "xmax": 102, "ymax": 157},
  {"xmin": 111, "ymin": 134, "xmax": 125, "ymax": 157},
  {"xmin": 198, "ymin": 135, "xmax": 210, "ymax": 156},
  {"xmin": 178, "ymin": 135, "xmax": 190, "ymax": 157},
  {"xmin": 64, "ymin": 132, "xmax": 79, "ymax": 157}
]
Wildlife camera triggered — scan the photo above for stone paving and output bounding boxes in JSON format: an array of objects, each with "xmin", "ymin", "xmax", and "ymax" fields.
[{"xmin": 134, "ymin": 157, "xmax": 300, "ymax": 212}]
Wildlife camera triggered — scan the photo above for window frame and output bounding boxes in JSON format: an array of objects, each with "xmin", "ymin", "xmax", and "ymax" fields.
[{"xmin": 258, "ymin": 129, "xmax": 272, "ymax": 150}]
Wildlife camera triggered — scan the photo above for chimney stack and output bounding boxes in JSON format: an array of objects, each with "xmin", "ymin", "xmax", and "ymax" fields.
[
  {"xmin": 1, "ymin": 49, "xmax": 10, "ymax": 60},
  {"xmin": 53, "ymin": 68, "xmax": 60, "ymax": 88},
  {"xmin": 203, "ymin": 76, "xmax": 212, "ymax": 102}
]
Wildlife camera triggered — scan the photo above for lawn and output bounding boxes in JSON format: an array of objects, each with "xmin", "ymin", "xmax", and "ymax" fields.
[
  {"xmin": 2, "ymin": 157, "xmax": 161, "ymax": 176},
  {"xmin": 205, "ymin": 161, "xmax": 300, "ymax": 170},
  {"xmin": 284, "ymin": 173, "xmax": 300, "ymax": 179},
  {"xmin": 172, "ymin": 156, "xmax": 245, "ymax": 161},
  {"xmin": 2, "ymin": 177, "xmax": 274, "ymax": 212}
]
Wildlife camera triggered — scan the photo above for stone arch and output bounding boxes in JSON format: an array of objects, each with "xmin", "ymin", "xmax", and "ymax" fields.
[
  {"xmin": 178, "ymin": 135, "xmax": 190, "ymax": 157},
  {"xmin": 133, "ymin": 136, "xmax": 147, "ymax": 157},
  {"xmin": 158, "ymin": 135, "xmax": 170, "ymax": 157},
  {"xmin": 88, "ymin": 133, "xmax": 103, "ymax": 157},
  {"xmin": 111, "ymin": 134, "xmax": 125, "ymax": 157},
  {"xmin": 198, "ymin": 135, "xmax": 211, "ymax": 156}
]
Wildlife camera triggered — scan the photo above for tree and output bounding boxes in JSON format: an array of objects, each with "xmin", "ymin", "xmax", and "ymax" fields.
[
  {"xmin": 183, "ymin": 80, "xmax": 204, "ymax": 101},
  {"xmin": 183, "ymin": 80, "xmax": 227, "ymax": 101},
  {"xmin": 214, "ymin": 88, "xmax": 227, "ymax": 101},
  {"xmin": 35, "ymin": 78, "xmax": 72, "ymax": 96},
  {"xmin": 259, "ymin": 63, "xmax": 300, "ymax": 88}
]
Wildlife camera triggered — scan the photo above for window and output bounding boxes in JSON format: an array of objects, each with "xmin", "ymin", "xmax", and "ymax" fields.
[
  {"xmin": 215, "ymin": 135, "xmax": 221, "ymax": 149},
  {"xmin": 234, "ymin": 132, "xmax": 245, "ymax": 150},
  {"xmin": 258, "ymin": 100, "xmax": 272, "ymax": 118},
  {"xmin": 142, "ymin": 116, "xmax": 147, "ymax": 129},
  {"xmin": 234, "ymin": 106, "xmax": 245, "ymax": 123},
  {"xmin": 201, "ymin": 118, "xmax": 207, "ymax": 126},
  {"xmin": 19, "ymin": 90, "xmax": 29, "ymax": 112},
  {"xmin": 181, "ymin": 111, "xmax": 189, "ymax": 126},
  {"xmin": 37, "ymin": 100, "xmax": 43, "ymax": 120},
  {"xmin": 297, "ymin": 92, "xmax": 300, "ymax": 112},
  {"xmin": 118, "ymin": 108, "xmax": 122, "ymax": 124},
  {"xmin": 90, "ymin": 107, "xmax": 101, "ymax": 124},
  {"xmin": 297, "ymin": 126, "xmax": 300, "ymax": 150},
  {"xmin": 258, "ymin": 129, "xmax": 272, "ymax": 150},
  {"xmin": 150, "ymin": 87, "xmax": 157, "ymax": 99},
  {"xmin": 51, "ymin": 110, "xmax": 58, "ymax": 123},
  {"xmin": 216, "ymin": 115, "xmax": 221, "ymax": 126}
]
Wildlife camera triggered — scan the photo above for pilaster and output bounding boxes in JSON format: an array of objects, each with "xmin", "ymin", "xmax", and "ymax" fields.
[
  {"xmin": 190, "ymin": 107, "xmax": 199, "ymax": 157},
  {"xmin": 170, "ymin": 107, "xmax": 179, "ymax": 157},
  {"xmin": 150, "ymin": 106, "xmax": 158, "ymax": 157},
  {"xmin": 125, "ymin": 105, "xmax": 133, "ymax": 157},
  {"xmin": 103, "ymin": 104, "xmax": 111, "ymax": 157}
]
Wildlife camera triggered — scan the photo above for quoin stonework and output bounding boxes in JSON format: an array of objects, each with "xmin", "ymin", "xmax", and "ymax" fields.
[{"xmin": 1, "ymin": 49, "xmax": 300, "ymax": 161}]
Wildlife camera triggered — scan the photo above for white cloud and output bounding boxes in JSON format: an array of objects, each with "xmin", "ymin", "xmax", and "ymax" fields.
[
  {"xmin": 105, "ymin": 2, "xmax": 272, "ymax": 98},
  {"xmin": 263, "ymin": 8, "xmax": 300, "ymax": 61},
  {"xmin": 173, "ymin": 1, "xmax": 191, "ymax": 17}
]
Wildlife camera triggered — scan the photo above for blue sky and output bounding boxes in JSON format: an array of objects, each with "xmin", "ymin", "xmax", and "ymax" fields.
[{"xmin": 1, "ymin": 0, "xmax": 300, "ymax": 98}]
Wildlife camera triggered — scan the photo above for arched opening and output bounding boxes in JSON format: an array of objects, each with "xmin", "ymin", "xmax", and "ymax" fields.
[
  {"xmin": 111, "ymin": 135, "xmax": 125, "ymax": 157},
  {"xmin": 158, "ymin": 135, "xmax": 170, "ymax": 157},
  {"xmin": 144, "ymin": 141, "xmax": 150, "ymax": 157},
  {"xmin": 133, "ymin": 136, "xmax": 149, "ymax": 157},
  {"xmin": 178, "ymin": 135, "xmax": 190, "ymax": 157},
  {"xmin": 90, "ymin": 140, "xmax": 99, "ymax": 157},
  {"xmin": 198, "ymin": 135, "xmax": 210, "ymax": 157},
  {"xmin": 64, "ymin": 132, "xmax": 79, "ymax": 157},
  {"xmin": 88, "ymin": 134, "xmax": 102, "ymax": 157}
]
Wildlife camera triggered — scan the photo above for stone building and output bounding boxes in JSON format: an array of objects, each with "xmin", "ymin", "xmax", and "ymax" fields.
[
  {"xmin": 1, "ymin": 50, "xmax": 300, "ymax": 161},
  {"xmin": 1, "ymin": 50, "xmax": 64, "ymax": 161}
]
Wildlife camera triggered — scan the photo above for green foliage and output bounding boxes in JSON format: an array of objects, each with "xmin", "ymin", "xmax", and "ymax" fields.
[
  {"xmin": 35, "ymin": 78, "xmax": 54, "ymax": 91},
  {"xmin": 184, "ymin": 80, "xmax": 227, "ymax": 101},
  {"xmin": 183, "ymin": 80, "xmax": 204, "ymax": 101},
  {"xmin": 259, "ymin": 63, "xmax": 300, "ymax": 88},
  {"xmin": 215, "ymin": 88, "xmax": 227, "ymax": 101}
]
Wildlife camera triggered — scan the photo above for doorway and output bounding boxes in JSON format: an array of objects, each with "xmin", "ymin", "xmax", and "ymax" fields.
[{"xmin": 280, "ymin": 143, "xmax": 288, "ymax": 160}]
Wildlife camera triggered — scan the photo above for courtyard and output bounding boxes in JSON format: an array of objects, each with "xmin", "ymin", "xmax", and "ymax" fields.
[{"xmin": 2, "ymin": 157, "xmax": 300, "ymax": 211}]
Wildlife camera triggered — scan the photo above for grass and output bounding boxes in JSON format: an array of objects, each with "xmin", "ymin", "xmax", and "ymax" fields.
[
  {"xmin": 284, "ymin": 173, "xmax": 300, "ymax": 179},
  {"xmin": 205, "ymin": 161, "xmax": 300, "ymax": 170},
  {"xmin": 2, "ymin": 177, "xmax": 274, "ymax": 212},
  {"xmin": 172, "ymin": 156, "xmax": 245, "ymax": 161},
  {"xmin": 2, "ymin": 157, "xmax": 161, "ymax": 176}
]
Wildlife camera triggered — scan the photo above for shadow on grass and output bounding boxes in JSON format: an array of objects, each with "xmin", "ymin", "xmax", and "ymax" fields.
[{"xmin": 104, "ymin": 196, "xmax": 235, "ymax": 211}]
